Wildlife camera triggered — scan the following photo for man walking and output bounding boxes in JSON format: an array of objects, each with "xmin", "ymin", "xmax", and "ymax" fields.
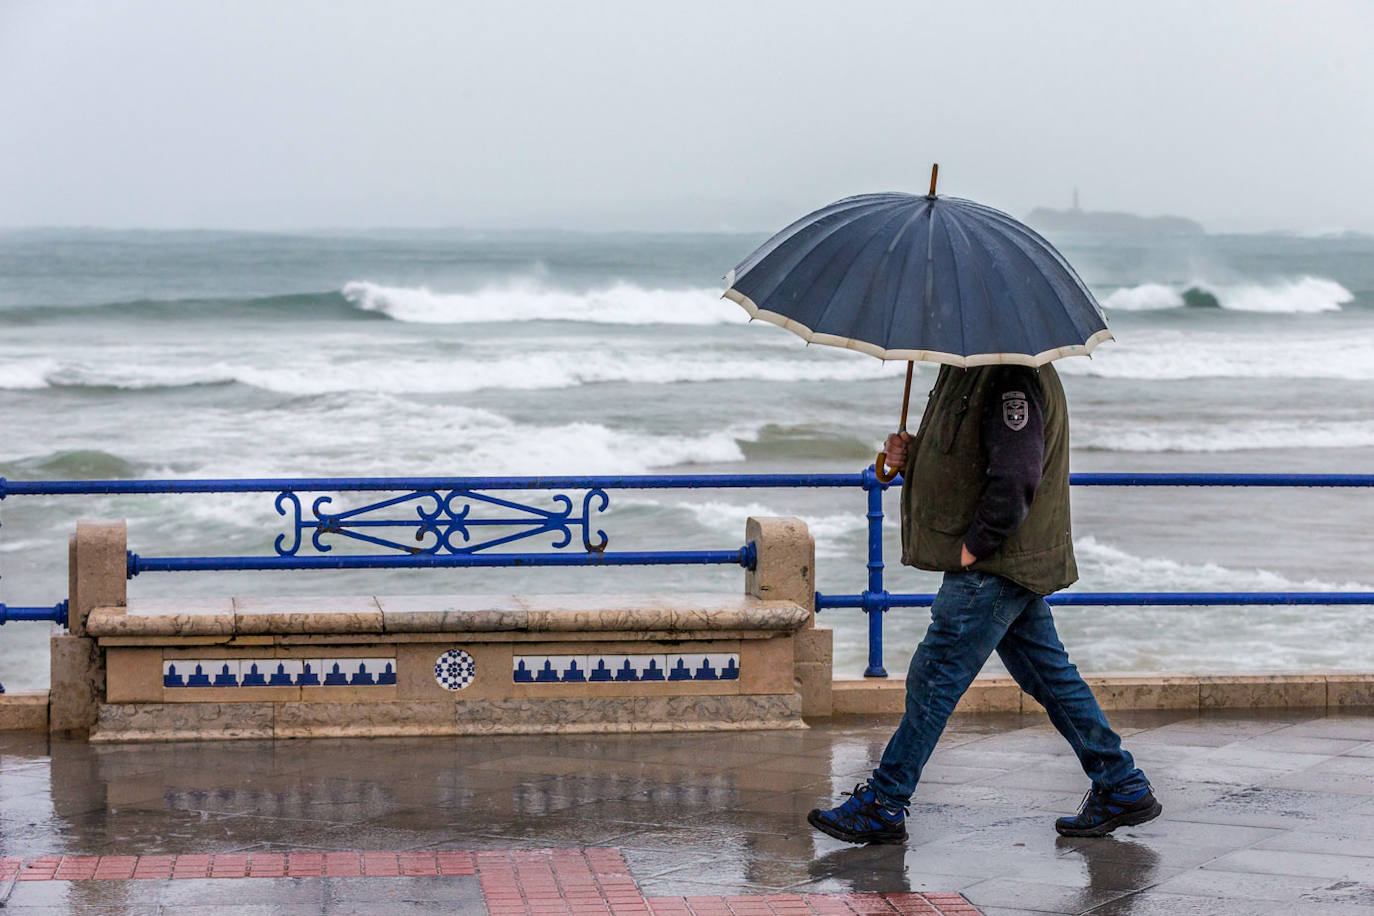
[{"xmin": 808, "ymin": 363, "xmax": 1161, "ymax": 844}]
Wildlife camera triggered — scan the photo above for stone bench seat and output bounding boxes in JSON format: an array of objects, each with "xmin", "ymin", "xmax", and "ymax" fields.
[{"xmin": 85, "ymin": 593, "xmax": 809, "ymax": 640}]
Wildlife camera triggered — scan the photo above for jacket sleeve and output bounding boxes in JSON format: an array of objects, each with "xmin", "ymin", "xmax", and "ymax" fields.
[{"xmin": 963, "ymin": 367, "xmax": 1045, "ymax": 560}]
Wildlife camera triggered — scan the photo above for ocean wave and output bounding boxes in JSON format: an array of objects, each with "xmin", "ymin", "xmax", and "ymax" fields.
[
  {"xmin": 1073, "ymin": 536, "xmax": 1369, "ymax": 593},
  {"xmin": 0, "ymin": 291, "xmax": 364, "ymax": 324},
  {"xmin": 0, "ymin": 448, "xmax": 145, "ymax": 479},
  {"xmin": 1058, "ymin": 327, "xmax": 1374, "ymax": 380},
  {"xmin": 341, "ymin": 280, "xmax": 745, "ymax": 325},
  {"xmin": 0, "ymin": 281, "xmax": 746, "ymax": 327},
  {"xmin": 1076, "ymin": 419, "xmax": 1374, "ymax": 452},
  {"xmin": 0, "ymin": 359, "xmax": 56, "ymax": 389},
  {"xmin": 3, "ymin": 348, "xmax": 899, "ymax": 394},
  {"xmin": 149, "ymin": 398, "xmax": 758, "ymax": 479},
  {"xmin": 1103, "ymin": 275, "xmax": 1354, "ymax": 313},
  {"xmin": 614, "ymin": 497, "xmax": 863, "ymax": 558}
]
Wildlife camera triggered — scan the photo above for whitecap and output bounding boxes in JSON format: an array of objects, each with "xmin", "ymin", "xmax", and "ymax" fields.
[
  {"xmin": 1102, "ymin": 275, "xmax": 1354, "ymax": 314},
  {"xmin": 342, "ymin": 279, "xmax": 747, "ymax": 326}
]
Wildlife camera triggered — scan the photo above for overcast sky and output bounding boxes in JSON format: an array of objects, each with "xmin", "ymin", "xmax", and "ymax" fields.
[{"xmin": 2, "ymin": 1, "xmax": 1370, "ymax": 233}]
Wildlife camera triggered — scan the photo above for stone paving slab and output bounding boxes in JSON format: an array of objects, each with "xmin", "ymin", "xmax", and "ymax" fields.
[
  {"xmin": 2, "ymin": 709, "xmax": 1373, "ymax": 913},
  {"xmin": 0, "ymin": 849, "xmax": 974, "ymax": 914}
]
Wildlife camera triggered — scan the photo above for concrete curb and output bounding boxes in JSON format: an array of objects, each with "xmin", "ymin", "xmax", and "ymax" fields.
[{"xmin": 832, "ymin": 671, "xmax": 1374, "ymax": 716}]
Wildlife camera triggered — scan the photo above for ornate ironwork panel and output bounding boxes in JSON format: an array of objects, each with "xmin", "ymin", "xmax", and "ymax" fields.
[{"xmin": 274, "ymin": 488, "xmax": 610, "ymax": 557}]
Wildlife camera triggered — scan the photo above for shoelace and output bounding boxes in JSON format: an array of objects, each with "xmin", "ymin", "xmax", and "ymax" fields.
[
  {"xmin": 1073, "ymin": 788, "xmax": 1102, "ymax": 817},
  {"xmin": 1071, "ymin": 786, "xmax": 1140, "ymax": 822},
  {"xmin": 835, "ymin": 783, "xmax": 907, "ymax": 822}
]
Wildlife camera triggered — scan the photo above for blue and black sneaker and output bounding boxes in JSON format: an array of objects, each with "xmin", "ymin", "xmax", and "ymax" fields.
[
  {"xmin": 1055, "ymin": 784, "xmax": 1162, "ymax": 837},
  {"xmin": 807, "ymin": 783, "xmax": 907, "ymax": 845}
]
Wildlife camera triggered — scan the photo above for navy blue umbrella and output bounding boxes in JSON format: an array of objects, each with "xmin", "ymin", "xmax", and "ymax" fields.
[{"xmin": 723, "ymin": 166, "xmax": 1111, "ymax": 480}]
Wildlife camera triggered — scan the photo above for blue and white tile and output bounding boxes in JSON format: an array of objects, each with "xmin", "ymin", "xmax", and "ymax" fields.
[
  {"xmin": 260, "ymin": 659, "xmax": 303, "ymax": 687},
  {"xmin": 512, "ymin": 657, "xmax": 537, "ymax": 683},
  {"xmin": 636, "ymin": 654, "xmax": 668, "ymax": 681},
  {"xmin": 163, "ymin": 660, "xmax": 196, "ymax": 688},
  {"xmin": 319, "ymin": 659, "xmax": 355, "ymax": 686},
  {"xmin": 206, "ymin": 659, "xmax": 240, "ymax": 688},
  {"xmin": 296, "ymin": 659, "xmax": 324, "ymax": 686},
  {"xmin": 583, "ymin": 656, "xmax": 616, "ymax": 682},
  {"xmin": 664, "ymin": 653, "xmax": 702, "ymax": 682},
  {"xmin": 704, "ymin": 653, "xmax": 740, "ymax": 681},
  {"xmin": 617, "ymin": 654, "xmax": 667, "ymax": 682},
  {"xmin": 516, "ymin": 655, "xmax": 583, "ymax": 683},
  {"xmin": 237, "ymin": 659, "xmax": 272, "ymax": 687},
  {"xmin": 549, "ymin": 655, "xmax": 589, "ymax": 683}
]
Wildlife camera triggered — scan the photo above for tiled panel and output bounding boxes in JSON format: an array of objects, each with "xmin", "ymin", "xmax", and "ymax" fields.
[
  {"xmin": 513, "ymin": 653, "xmax": 737, "ymax": 684},
  {"xmin": 163, "ymin": 658, "xmax": 396, "ymax": 689}
]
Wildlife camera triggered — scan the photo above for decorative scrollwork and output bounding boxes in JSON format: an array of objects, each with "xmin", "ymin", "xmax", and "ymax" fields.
[{"xmin": 273, "ymin": 488, "xmax": 611, "ymax": 557}]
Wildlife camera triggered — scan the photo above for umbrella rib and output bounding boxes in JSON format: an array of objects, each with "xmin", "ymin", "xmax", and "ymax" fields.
[
  {"xmin": 809, "ymin": 205, "xmax": 918, "ymax": 343},
  {"xmin": 729, "ymin": 202, "xmax": 899, "ymax": 315},
  {"xmin": 974, "ymin": 215, "xmax": 1101, "ymax": 345},
  {"xmin": 942, "ymin": 207, "xmax": 1008, "ymax": 362},
  {"xmin": 950, "ymin": 212, "xmax": 1033, "ymax": 359},
  {"xmin": 875, "ymin": 202, "xmax": 931, "ymax": 350},
  {"xmin": 730, "ymin": 195, "xmax": 904, "ymax": 283},
  {"xmin": 973, "ymin": 203, "xmax": 1104, "ymax": 332},
  {"xmin": 926, "ymin": 203, "xmax": 955, "ymax": 357}
]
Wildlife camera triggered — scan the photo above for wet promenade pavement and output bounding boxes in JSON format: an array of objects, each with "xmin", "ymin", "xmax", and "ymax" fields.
[{"xmin": 1, "ymin": 709, "xmax": 1372, "ymax": 914}]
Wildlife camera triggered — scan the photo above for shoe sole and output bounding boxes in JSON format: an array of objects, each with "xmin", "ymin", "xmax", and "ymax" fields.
[
  {"xmin": 806, "ymin": 810, "xmax": 907, "ymax": 845},
  {"xmin": 1055, "ymin": 799, "xmax": 1163, "ymax": 837}
]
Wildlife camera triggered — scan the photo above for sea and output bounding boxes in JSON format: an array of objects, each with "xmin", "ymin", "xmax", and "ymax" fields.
[{"xmin": 1, "ymin": 226, "xmax": 1372, "ymax": 690}]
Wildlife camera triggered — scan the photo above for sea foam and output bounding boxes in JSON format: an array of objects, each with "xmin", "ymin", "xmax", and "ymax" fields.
[
  {"xmin": 1076, "ymin": 419, "xmax": 1374, "ymax": 453},
  {"xmin": 1058, "ymin": 327, "xmax": 1374, "ymax": 380},
  {"xmin": 0, "ymin": 359, "xmax": 58, "ymax": 389},
  {"xmin": 1074, "ymin": 536, "xmax": 1369, "ymax": 593},
  {"xmin": 342, "ymin": 279, "xmax": 745, "ymax": 325},
  {"xmin": 17, "ymin": 346, "xmax": 899, "ymax": 395},
  {"xmin": 1103, "ymin": 275, "xmax": 1354, "ymax": 313}
]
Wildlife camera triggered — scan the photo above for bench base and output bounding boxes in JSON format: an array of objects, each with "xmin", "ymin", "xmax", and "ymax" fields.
[{"xmin": 92, "ymin": 693, "xmax": 803, "ymax": 742}]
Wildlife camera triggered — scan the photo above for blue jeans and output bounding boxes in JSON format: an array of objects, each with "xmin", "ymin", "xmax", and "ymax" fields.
[{"xmin": 869, "ymin": 571, "xmax": 1147, "ymax": 808}]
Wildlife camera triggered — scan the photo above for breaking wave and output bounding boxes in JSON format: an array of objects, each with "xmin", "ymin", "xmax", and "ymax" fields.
[
  {"xmin": 341, "ymin": 280, "xmax": 744, "ymax": 325},
  {"xmin": 1103, "ymin": 275, "xmax": 1355, "ymax": 313},
  {"xmin": 3, "ymin": 348, "xmax": 898, "ymax": 394},
  {"xmin": 1073, "ymin": 536, "xmax": 1369, "ymax": 594},
  {"xmin": 0, "ymin": 281, "xmax": 748, "ymax": 327},
  {"xmin": 1058, "ymin": 327, "xmax": 1374, "ymax": 380},
  {"xmin": 1076, "ymin": 419, "xmax": 1374, "ymax": 453}
]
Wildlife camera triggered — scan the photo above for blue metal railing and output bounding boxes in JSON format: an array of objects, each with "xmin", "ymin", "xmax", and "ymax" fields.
[{"xmin": 1, "ymin": 471, "xmax": 1371, "ymax": 685}]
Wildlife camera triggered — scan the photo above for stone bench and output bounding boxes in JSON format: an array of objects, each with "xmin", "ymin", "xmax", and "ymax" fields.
[
  {"xmin": 51, "ymin": 517, "xmax": 830, "ymax": 742},
  {"xmin": 85, "ymin": 593, "xmax": 810, "ymax": 741}
]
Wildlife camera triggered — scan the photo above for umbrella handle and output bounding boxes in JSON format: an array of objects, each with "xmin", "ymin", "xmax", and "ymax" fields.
[
  {"xmin": 874, "ymin": 451, "xmax": 901, "ymax": 483},
  {"xmin": 874, "ymin": 360, "xmax": 916, "ymax": 484}
]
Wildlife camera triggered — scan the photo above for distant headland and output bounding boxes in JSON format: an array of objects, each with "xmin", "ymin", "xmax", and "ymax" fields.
[{"xmin": 1027, "ymin": 190, "xmax": 1205, "ymax": 235}]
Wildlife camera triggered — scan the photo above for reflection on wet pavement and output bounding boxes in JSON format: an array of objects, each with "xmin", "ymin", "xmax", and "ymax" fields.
[{"xmin": 2, "ymin": 709, "xmax": 1372, "ymax": 913}]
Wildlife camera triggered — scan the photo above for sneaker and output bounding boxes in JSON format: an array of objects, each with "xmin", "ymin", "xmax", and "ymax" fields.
[
  {"xmin": 1055, "ymin": 784, "xmax": 1162, "ymax": 837},
  {"xmin": 807, "ymin": 783, "xmax": 907, "ymax": 845}
]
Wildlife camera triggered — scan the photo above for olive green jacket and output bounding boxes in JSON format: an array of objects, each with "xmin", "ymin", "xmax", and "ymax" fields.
[{"xmin": 899, "ymin": 364, "xmax": 1078, "ymax": 595}]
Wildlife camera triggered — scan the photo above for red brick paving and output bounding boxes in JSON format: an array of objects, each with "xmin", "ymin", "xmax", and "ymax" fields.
[{"xmin": 0, "ymin": 848, "xmax": 979, "ymax": 914}]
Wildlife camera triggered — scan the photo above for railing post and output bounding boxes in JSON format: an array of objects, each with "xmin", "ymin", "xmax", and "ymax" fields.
[
  {"xmin": 50, "ymin": 520, "xmax": 125, "ymax": 735},
  {"xmin": 861, "ymin": 468, "xmax": 888, "ymax": 678},
  {"xmin": 745, "ymin": 516, "xmax": 831, "ymax": 715}
]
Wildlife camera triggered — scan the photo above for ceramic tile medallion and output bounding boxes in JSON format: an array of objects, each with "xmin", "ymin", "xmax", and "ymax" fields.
[
  {"xmin": 162, "ymin": 658, "xmax": 397, "ymax": 688},
  {"xmin": 513, "ymin": 653, "xmax": 741, "ymax": 684},
  {"xmin": 434, "ymin": 649, "xmax": 477, "ymax": 690}
]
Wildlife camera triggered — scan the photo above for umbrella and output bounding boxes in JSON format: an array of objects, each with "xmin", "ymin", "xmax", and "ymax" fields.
[{"xmin": 723, "ymin": 165, "xmax": 1111, "ymax": 481}]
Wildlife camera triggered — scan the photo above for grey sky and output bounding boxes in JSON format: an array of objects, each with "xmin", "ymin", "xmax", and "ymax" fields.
[{"xmin": 2, "ymin": 0, "xmax": 1370, "ymax": 233}]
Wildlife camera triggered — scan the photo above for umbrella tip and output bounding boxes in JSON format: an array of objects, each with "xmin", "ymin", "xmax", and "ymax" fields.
[{"xmin": 927, "ymin": 163, "xmax": 939, "ymax": 199}]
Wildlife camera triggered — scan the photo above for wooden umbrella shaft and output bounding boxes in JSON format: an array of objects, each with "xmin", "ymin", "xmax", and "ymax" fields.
[
  {"xmin": 898, "ymin": 360, "xmax": 914, "ymax": 431},
  {"xmin": 875, "ymin": 361, "xmax": 916, "ymax": 482}
]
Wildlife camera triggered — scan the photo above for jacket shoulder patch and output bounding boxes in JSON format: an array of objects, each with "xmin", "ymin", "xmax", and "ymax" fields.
[{"xmin": 1001, "ymin": 391, "xmax": 1029, "ymax": 431}]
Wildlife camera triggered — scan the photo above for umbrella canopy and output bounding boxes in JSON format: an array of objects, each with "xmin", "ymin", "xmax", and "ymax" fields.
[{"xmin": 723, "ymin": 191, "xmax": 1112, "ymax": 368}]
